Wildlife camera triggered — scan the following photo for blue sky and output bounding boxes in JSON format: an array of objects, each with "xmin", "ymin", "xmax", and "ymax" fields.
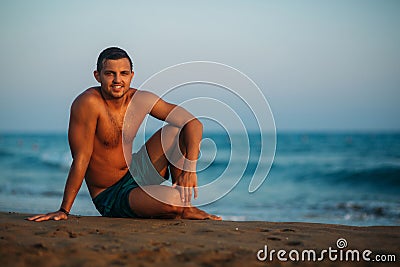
[{"xmin": 0, "ymin": 0, "xmax": 399, "ymax": 132}]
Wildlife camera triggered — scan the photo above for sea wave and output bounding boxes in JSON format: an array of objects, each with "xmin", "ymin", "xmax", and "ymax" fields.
[
  {"xmin": 324, "ymin": 166, "xmax": 400, "ymax": 187},
  {"xmin": 0, "ymin": 149, "xmax": 14, "ymax": 157},
  {"xmin": 12, "ymin": 150, "xmax": 72, "ymax": 171},
  {"xmin": 39, "ymin": 151, "xmax": 72, "ymax": 170}
]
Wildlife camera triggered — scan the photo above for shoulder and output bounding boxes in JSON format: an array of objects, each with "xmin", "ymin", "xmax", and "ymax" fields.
[
  {"xmin": 133, "ymin": 89, "xmax": 159, "ymax": 100},
  {"xmin": 70, "ymin": 87, "xmax": 102, "ymax": 115},
  {"xmin": 130, "ymin": 89, "xmax": 162, "ymax": 109},
  {"xmin": 72, "ymin": 87, "xmax": 102, "ymax": 108}
]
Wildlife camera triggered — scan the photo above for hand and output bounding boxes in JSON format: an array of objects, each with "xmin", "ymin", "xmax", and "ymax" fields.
[
  {"xmin": 172, "ymin": 171, "xmax": 198, "ymax": 206},
  {"xmin": 26, "ymin": 211, "xmax": 68, "ymax": 222}
]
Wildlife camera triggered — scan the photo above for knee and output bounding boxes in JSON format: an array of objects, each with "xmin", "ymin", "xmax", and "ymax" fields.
[
  {"xmin": 160, "ymin": 124, "xmax": 180, "ymax": 147},
  {"xmin": 162, "ymin": 125, "xmax": 184, "ymax": 157}
]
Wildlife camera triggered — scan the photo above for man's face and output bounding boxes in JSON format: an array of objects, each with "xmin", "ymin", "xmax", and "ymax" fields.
[{"xmin": 94, "ymin": 58, "xmax": 134, "ymax": 99}]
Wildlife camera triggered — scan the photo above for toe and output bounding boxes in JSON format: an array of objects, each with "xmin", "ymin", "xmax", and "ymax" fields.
[{"xmin": 210, "ymin": 214, "xmax": 222, "ymax": 221}]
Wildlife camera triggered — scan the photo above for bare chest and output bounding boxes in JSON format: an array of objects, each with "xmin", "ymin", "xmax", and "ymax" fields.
[{"xmin": 96, "ymin": 109, "xmax": 125, "ymax": 149}]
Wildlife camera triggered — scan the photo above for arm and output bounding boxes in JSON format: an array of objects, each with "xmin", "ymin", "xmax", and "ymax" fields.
[
  {"xmin": 174, "ymin": 118, "xmax": 202, "ymax": 205},
  {"xmin": 148, "ymin": 93, "xmax": 203, "ymax": 204},
  {"xmin": 27, "ymin": 94, "xmax": 97, "ymax": 221}
]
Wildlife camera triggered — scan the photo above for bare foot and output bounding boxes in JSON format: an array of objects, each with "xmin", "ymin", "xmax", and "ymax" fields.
[{"xmin": 181, "ymin": 206, "xmax": 222, "ymax": 220}]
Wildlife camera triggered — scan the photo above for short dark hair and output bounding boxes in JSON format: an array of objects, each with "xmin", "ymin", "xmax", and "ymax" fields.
[{"xmin": 96, "ymin": 47, "xmax": 133, "ymax": 72}]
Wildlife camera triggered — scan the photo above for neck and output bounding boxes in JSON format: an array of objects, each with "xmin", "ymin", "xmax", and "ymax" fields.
[{"xmin": 98, "ymin": 87, "xmax": 128, "ymax": 110}]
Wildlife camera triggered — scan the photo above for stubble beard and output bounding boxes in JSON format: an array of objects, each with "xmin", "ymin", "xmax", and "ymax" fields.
[{"xmin": 101, "ymin": 85, "xmax": 128, "ymax": 100}]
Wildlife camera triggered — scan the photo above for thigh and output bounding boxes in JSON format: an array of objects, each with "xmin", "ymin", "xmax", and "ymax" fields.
[
  {"xmin": 144, "ymin": 124, "xmax": 181, "ymax": 177},
  {"xmin": 128, "ymin": 185, "xmax": 183, "ymax": 218}
]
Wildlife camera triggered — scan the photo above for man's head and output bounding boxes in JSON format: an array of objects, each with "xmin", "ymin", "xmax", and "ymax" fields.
[
  {"xmin": 94, "ymin": 47, "xmax": 134, "ymax": 99},
  {"xmin": 96, "ymin": 47, "xmax": 133, "ymax": 73}
]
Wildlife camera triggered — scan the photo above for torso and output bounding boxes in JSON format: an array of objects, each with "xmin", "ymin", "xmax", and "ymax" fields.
[{"xmin": 83, "ymin": 87, "xmax": 151, "ymax": 198}]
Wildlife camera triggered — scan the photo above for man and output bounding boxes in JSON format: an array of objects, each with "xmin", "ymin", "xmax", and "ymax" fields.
[{"xmin": 28, "ymin": 47, "xmax": 221, "ymax": 221}]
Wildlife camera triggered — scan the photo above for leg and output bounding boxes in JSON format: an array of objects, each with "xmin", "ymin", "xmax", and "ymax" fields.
[
  {"xmin": 129, "ymin": 125, "xmax": 221, "ymax": 220},
  {"xmin": 129, "ymin": 185, "xmax": 221, "ymax": 220},
  {"xmin": 143, "ymin": 124, "xmax": 186, "ymax": 182}
]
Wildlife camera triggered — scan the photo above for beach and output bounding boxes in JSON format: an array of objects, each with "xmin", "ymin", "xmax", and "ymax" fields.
[{"xmin": 0, "ymin": 212, "xmax": 398, "ymax": 266}]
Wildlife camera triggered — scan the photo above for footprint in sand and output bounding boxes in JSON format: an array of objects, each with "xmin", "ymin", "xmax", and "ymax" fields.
[
  {"xmin": 267, "ymin": 237, "xmax": 281, "ymax": 241},
  {"xmin": 280, "ymin": 228, "xmax": 295, "ymax": 232},
  {"xmin": 286, "ymin": 240, "xmax": 302, "ymax": 246}
]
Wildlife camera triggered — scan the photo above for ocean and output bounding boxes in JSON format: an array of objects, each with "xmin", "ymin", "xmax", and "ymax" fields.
[{"xmin": 0, "ymin": 132, "xmax": 399, "ymax": 226}]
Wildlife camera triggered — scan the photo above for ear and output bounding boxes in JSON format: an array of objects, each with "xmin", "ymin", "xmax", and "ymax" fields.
[
  {"xmin": 94, "ymin": 70, "xmax": 101, "ymax": 83},
  {"xmin": 130, "ymin": 71, "xmax": 135, "ymax": 79}
]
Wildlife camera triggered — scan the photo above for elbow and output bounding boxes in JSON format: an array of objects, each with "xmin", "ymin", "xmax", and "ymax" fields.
[
  {"xmin": 183, "ymin": 118, "xmax": 203, "ymax": 135},
  {"xmin": 71, "ymin": 153, "xmax": 91, "ymax": 170}
]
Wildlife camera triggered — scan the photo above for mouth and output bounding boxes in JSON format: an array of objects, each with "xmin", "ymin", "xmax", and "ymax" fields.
[{"xmin": 111, "ymin": 84, "xmax": 124, "ymax": 91}]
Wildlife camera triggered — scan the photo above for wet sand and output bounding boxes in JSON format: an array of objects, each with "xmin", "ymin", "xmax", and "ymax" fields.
[{"xmin": 0, "ymin": 212, "xmax": 398, "ymax": 266}]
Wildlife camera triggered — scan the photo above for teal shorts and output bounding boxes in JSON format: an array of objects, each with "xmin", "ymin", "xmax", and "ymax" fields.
[{"xmin": 92, "ymin": 145, "xmax": 169, "ymax": 218}]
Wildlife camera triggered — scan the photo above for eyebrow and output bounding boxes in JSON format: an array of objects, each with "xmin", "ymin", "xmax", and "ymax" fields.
[{"xmin": 103, "ymin": 70, "xmax": 131, "ymax": 73}]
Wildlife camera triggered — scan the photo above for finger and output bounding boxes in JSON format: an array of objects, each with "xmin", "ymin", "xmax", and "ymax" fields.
[
  {"xmin": 188, "ymin": 187, "xmax": 193, "ymax": 202},
  {"xmin": 32, "ymin": 216, "xmax": 48, "ymax": 222},
  {"xmin": 185, "ymin": 186, "xmax": 191, "ymax": 205},
  {"xmin": 55, "ymin": 214, "xmax": 68, "ymax": 221},
  {"xmin": 172, "ymin": 182, "xmax": 182, "ymax": 201},
  {"xmin": 181, "ymin": 186, "xmax": 186, "ymax": 203},
  {"xmin": 34, "ymin": 215, "xmax": 50, "ymax": 222},
  {"xmin": 26, "ymin": 214, "xmax": 44, "ymax": 221},
  {"xmin": 183, "ymin": 187, "xmax": 189, "ymax": 206},
  {"xmin": 194, "ymin": 186, "xmax": 198, "ymax": 199},
  {"xmin": 175, "ymin": 185, "xmax": 184, "ymax": 202}
]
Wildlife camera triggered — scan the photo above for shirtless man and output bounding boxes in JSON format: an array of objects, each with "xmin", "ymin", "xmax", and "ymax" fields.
[{"xmin": 28, "ymin": 47, "xmax": 221, "ymax": 221}]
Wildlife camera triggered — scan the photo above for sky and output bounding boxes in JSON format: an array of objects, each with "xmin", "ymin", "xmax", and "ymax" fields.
[{"xmin": 0, "ymin": 0, "xmax": 399, "ymax": 133}]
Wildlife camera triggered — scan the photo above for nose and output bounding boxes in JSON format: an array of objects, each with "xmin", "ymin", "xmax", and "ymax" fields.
[{"xmin": 113, "ymin": 73, "xmax": 122, "ymax": 83}]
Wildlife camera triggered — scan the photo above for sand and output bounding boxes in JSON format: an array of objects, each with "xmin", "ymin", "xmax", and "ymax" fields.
[{"xmin": 0, "ymin": 212, "xmax": 398, "ymax": 267}]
